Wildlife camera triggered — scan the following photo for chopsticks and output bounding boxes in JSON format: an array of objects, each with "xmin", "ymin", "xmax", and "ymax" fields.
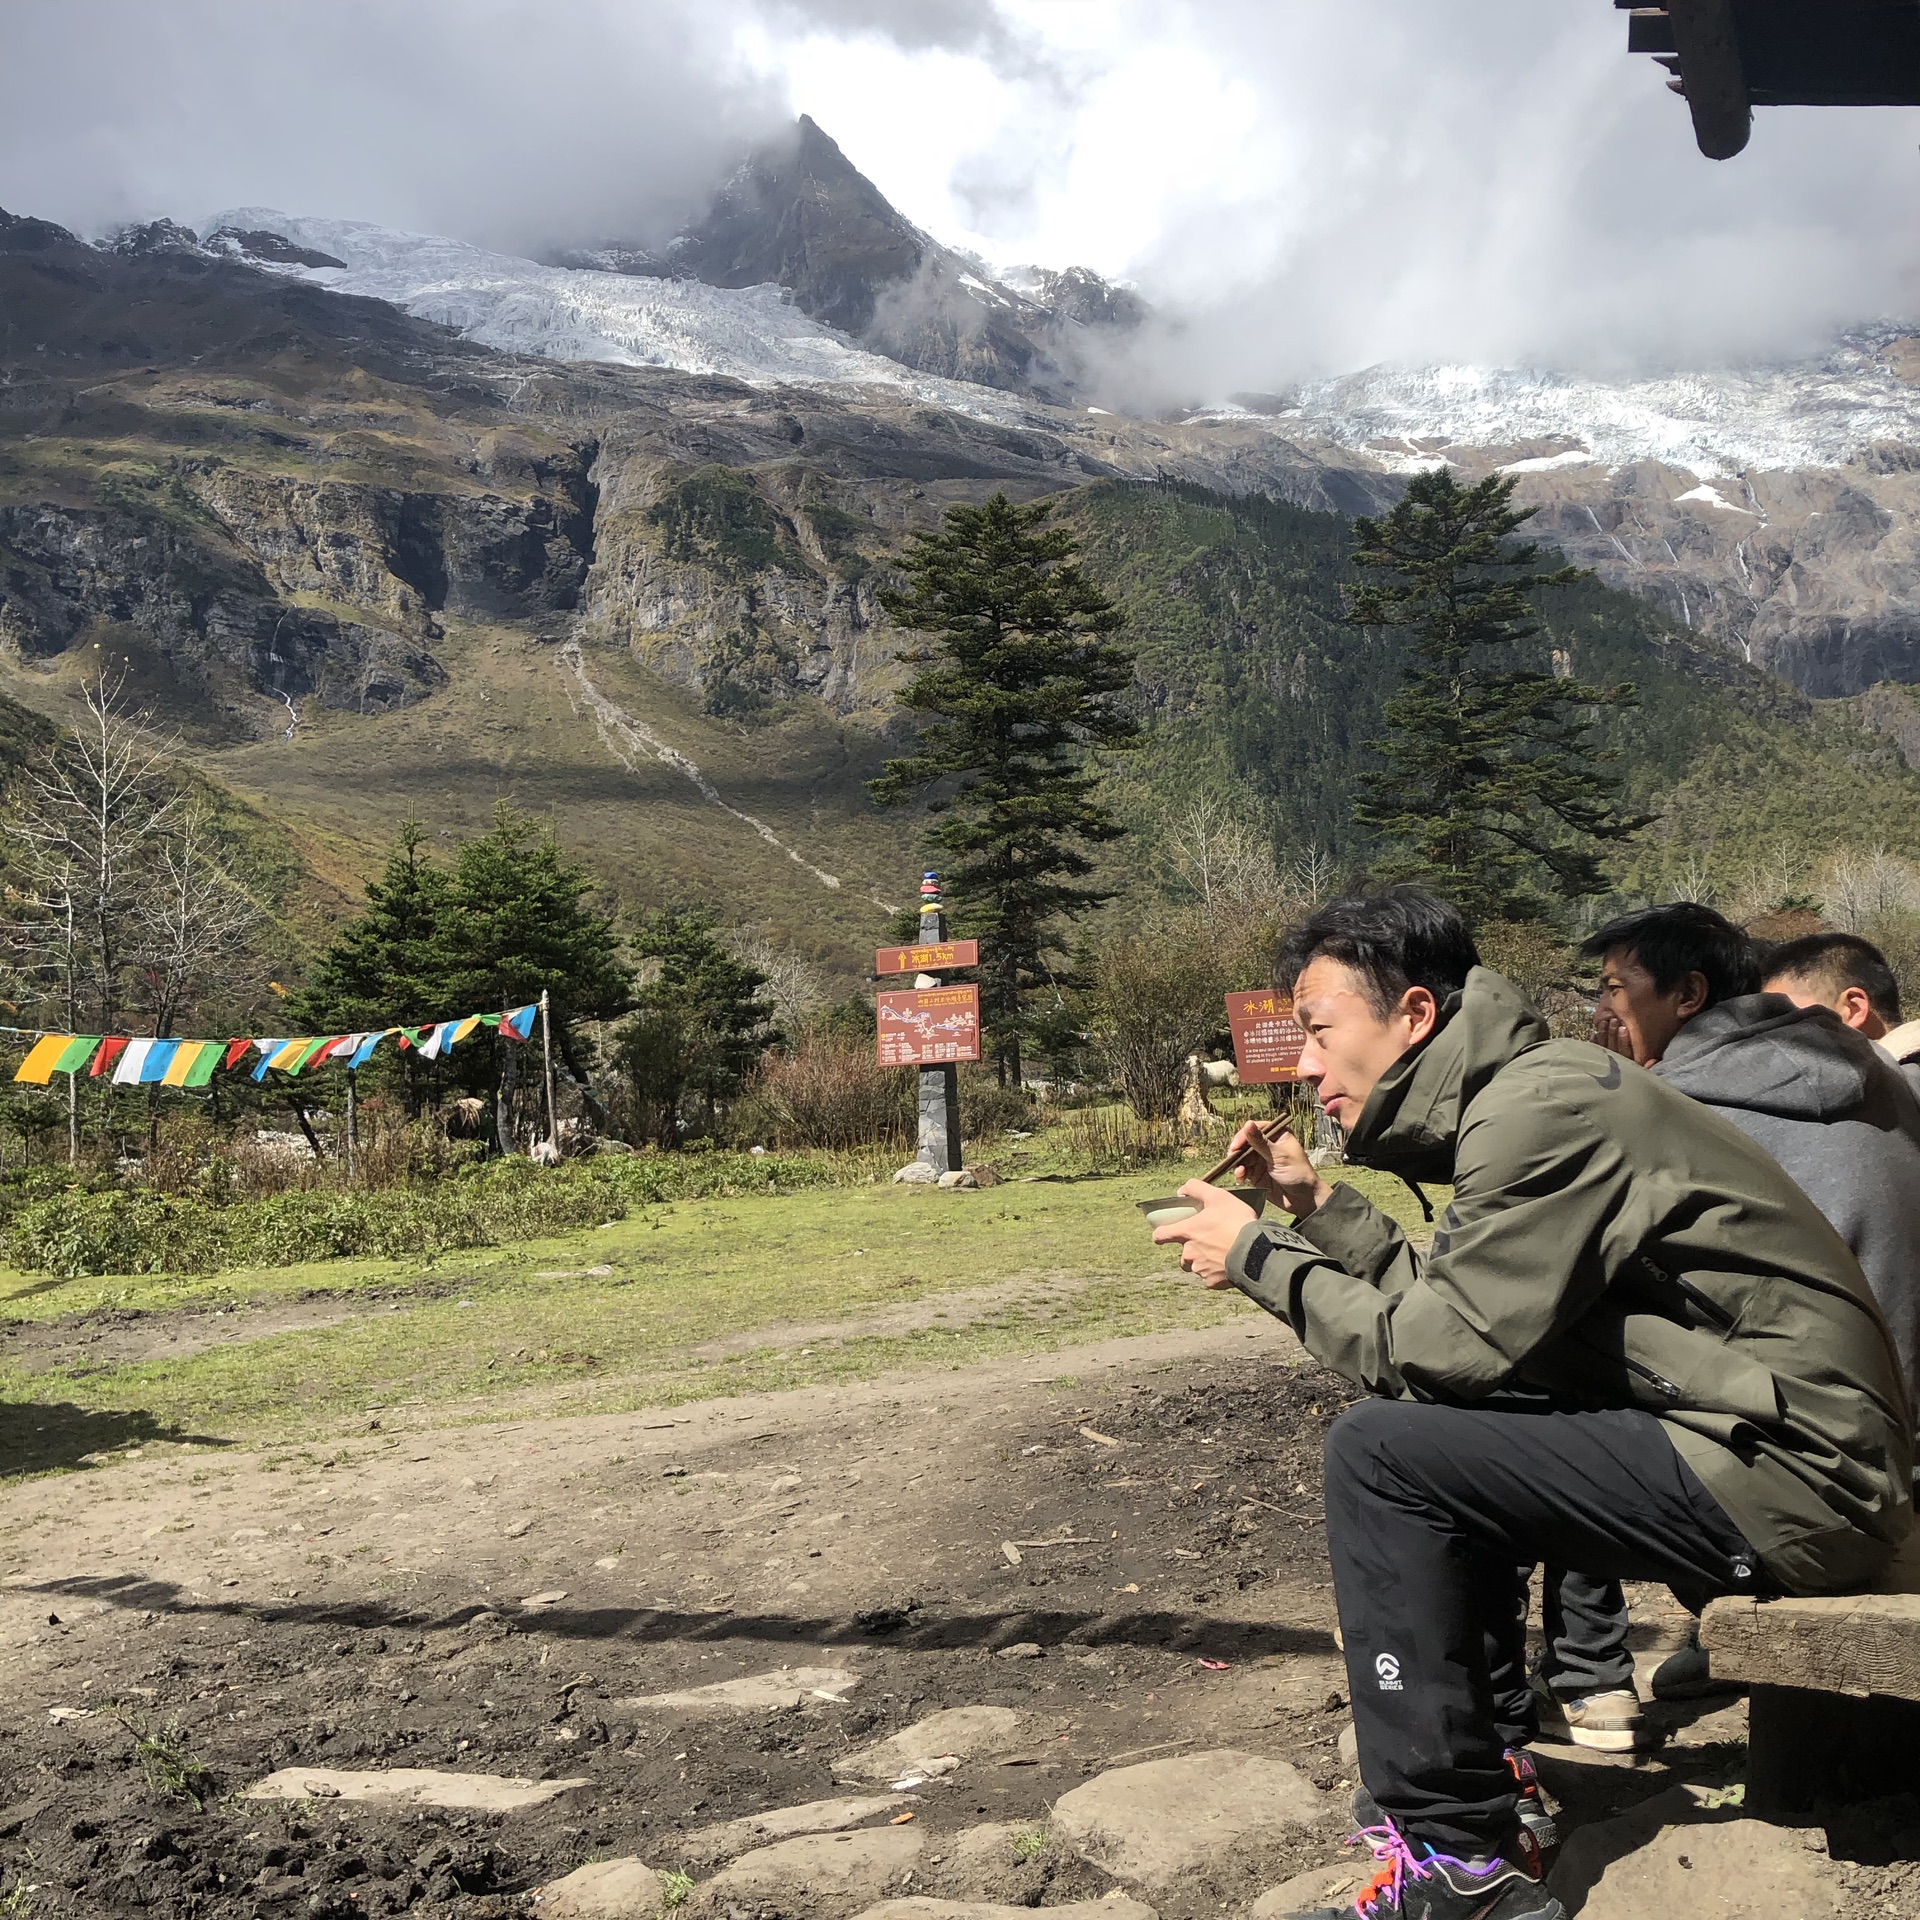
[{"xmin": 1197, "ymin": 1118, "xmax": 1291, "ymax": 1187}]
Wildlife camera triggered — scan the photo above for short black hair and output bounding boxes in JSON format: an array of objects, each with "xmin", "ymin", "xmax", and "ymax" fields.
[
  {"xmin": 1761, "ymin": 931, "xmax": 1901, "ymax": 1026},
  {"xmin": 1578, "ymin": 903, "xmax": 1759, "ymax": 1007},
  {"xmin": 1276, "ymin": 886, "xmax": 1480, "ymax": 1018}
]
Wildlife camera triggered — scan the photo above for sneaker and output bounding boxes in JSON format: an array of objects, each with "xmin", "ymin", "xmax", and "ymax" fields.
[
  {"xmin": 1540, "ymin": 1685, "xmax": 1647, "ymax": 1752},
  {"xmin": 1650, "ymin": 1637, "xmax": 1723, "ymax": 1701},
  {"xmin": 1282, "ymin": 1821, "xmax": 1565, "ymax": 1919},
  {"xmin": 1353, "ymin": 1752, "xmax": 1558, "ymax": 1856}
]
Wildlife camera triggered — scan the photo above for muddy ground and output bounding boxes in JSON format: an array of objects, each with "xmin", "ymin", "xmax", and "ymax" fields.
[{"xmin": 0, "ymin": 1316, "xmax": 1915, "ymax": 1917}]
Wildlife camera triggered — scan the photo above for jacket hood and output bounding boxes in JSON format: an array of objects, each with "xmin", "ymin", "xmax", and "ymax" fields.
[
  {"xmin": 1656, "ymin": 993, "xmax": 1884, "ymax": 1121},
  {"xmin": 1343, "ymin": 966, "xmax": 1548, "ymax": 1183}
]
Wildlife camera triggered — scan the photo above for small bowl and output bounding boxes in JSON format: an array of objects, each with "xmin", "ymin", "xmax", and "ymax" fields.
[{"xmin": 1137, "ymin": 1196, "xmax": 1200, "ymax": 1228}]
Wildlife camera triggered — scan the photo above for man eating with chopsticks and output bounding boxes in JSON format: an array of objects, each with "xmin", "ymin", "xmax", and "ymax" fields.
[{"xmin": 1155, "ymin": 884, "xmax": 1910, "ymax": 1920}]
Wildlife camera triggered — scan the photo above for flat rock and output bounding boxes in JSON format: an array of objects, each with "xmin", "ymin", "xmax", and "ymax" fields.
[
  {"xmin": 1251, "ymin": 1864, "xmax": 1366, "ymax": 1917},
  {"xmin": 621, "ymin": 1665, "xmax": 860, "ymax": 1712},
  {"xmin": 682, "ymin": 1795, "xmax": 907, "ymax": 1866},
  {"xmin": 1051, "ymin": 1749, "xmax": 1330, "ymax": 1888},
  {"xmin": 244, "ymin": 1767, "xmax": 589, "ymax": 1811},
  {"xmin": 1549, "ymin": 1788, "xmax": 1840, "ymax": 1918},
  {"xmin": 699, "ymin": 1827, "xmax": 924, "ymax": 1915},
  {"xmin": 851, "ymin": 1901, "xmax": 1157, "ymax": 1920},
  {"xmin": 532, "ymin": 1858, "xmax": 666, "ymax": 1917},
  {"xmin": 893, "ymin": 1161, "xmax": 939, "ymax": 1185},
  {"xmin": 834, "ymin": 1706, "xmax": 1029, "ymax": 1785}
]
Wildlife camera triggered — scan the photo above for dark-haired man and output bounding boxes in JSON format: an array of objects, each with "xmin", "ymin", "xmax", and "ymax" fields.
[
  {"xmin": 1761, "ymin": 931, "xmax": 1920, "ymax": 1097},
  {"xmin": 1157, "ymin": 887, "xmax": 1910, "ymax": 1920}
]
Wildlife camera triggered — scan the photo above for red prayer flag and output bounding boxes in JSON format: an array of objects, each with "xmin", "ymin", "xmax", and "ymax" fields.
[
  {"xmin": 90, "ymin": 1037, "xmax": 129, "ymax": 1078},
  {"xmin": 223, "ymin": 1037, "xmax": 252, "ymax": 1070}
]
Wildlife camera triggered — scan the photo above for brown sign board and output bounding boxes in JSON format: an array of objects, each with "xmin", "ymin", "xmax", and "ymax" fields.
[
  {"xmin": 875, "ymin": 939, "xmax": 979, "ymax": 975},
  {"xmin": 1226, "ymin": 989, "xmax": 1307, "ymax": 1084},
  {"xmin": 878, "ymin": 984, "xmax": 982, "ymax": 1066}
]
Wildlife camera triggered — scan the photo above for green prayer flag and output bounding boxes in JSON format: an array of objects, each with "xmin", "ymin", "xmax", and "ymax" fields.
[
  {"xmin": 182, "ymin": 1044, "xmax": 222, "ymax": 1089},
  {"xmin": 54, "ymin": 1036, "xmax": 100, "ymax": 1074},
  {"xmin": 288, "ymin": 1037, "xmax": 332, "ymax": 1073}
]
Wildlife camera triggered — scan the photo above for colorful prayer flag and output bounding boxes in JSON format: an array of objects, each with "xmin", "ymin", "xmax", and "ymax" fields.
[
  {"xmin": 503, "ymin": 1004, "xmax": 537, "ymax": 1041},
  {"xmin": 251, "ymin": 1040, "xmax": 285, "ymax": 1082},
  {"xmin": 114, "ymin": 1039, "xmax": 155, "ymax": 1086},
  {"xmin": 223, "ymin": 1038, "xmax": 252, "ymax": 1070},
  {"xmin": 452, "ymin": 1015, "xmax": 483, "ymax": 1045},
  {"xmin": 138, "ymin": 1040, "xmax": 181, "ymax": 1084},
  {"xmin": 347, "ymin": 1032, "xmax": 385, "ymax": 1068},
  {"xmin": 162, "ymin": 1041, "xmax": 210, "ymax": 1087},
  {"xmin": 93, "ymin": 1037, "xmax": 130, "ymax": 1078},
  {"xmin": 183, "ymin": 1044, "xmax": 222, "ymax": 1089},
  {"xmin": 14, "ymin": 1034, "xmax": 70, "ymax": 1084},
  {"xmin": 54, "ymin": 1036, "xmax": 101, "ymax": 1075}
]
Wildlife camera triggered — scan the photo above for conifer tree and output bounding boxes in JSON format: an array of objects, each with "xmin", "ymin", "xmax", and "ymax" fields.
[
  {"xmin": 1349, "ymin": 471, "xmax": 1649, "ymax": 922},
  {"xmin": 617, "ymin": 907, "xmax": 775, "ymax": 1145},
  {"xmin": 869, "ymin": 493, "xmax": 1138, "ymax": 1085}
]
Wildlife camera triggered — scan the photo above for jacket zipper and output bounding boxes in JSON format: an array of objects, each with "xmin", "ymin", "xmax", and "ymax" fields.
[{"xmin": 1622, "ymin": 1355, "xmax": 1684, "ymax": 1402}]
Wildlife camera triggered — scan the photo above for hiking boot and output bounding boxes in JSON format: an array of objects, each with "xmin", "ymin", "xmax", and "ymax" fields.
[
  {"xmin": 1351, "ymin": 1765, "xmax": 1558, "ymax": 1854},
  {"xmin": 1651, "ymin": 1631, "xmax": 1725, "ymax": 1701},
  {"xmin": 1282, "ymin": 1821, "xmax": 1565, "ymax": 1919},
  {"xmin": 1542, "ymin": 1685, "xmax": 1647, "ymax": 1752},
  {"xmin": 1353, "ymin": 1751, "xmax": 1558, "ymax": 1856}
]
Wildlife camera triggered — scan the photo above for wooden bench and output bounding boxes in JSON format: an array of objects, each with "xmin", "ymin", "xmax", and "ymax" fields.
[{"xmin": 1701, "ymin": 1530, "xmax": 1920, "ymax": 1819}]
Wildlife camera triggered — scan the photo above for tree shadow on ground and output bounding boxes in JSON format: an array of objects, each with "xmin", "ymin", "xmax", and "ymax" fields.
[
  {"xmin": 0, "ymin": 1401, "xmax": 231, "ymax": 1478},
  {"xmin": 18, "ymin": 1569, "xmax": 1336, "ymax": 1662}
]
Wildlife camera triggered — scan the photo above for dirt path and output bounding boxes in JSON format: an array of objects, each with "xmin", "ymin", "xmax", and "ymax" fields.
[{"xmin": 0, "ymin": 1318, "xmax": 1912, "ymax": 1918}]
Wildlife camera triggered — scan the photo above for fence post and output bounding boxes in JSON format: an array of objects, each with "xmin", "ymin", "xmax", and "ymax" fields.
[
  {"xmin": 346, "ymin": 1068, "xmax": 359, "ymax": 1183},
  {"xmin": 539, "ymin": 989, "xmax": 558, "ymax": 1153}
]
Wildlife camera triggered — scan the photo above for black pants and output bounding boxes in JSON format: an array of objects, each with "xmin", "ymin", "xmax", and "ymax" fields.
[
  {"xmin": 1323, "ymin": 1399, "xmax": 1763, "ymax": 1853},
  {"xmin": 1489, "ymin": 1567, "xmax": 1635, "ymax": 1745}
]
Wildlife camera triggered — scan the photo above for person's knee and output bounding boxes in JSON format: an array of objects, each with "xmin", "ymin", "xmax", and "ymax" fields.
[{"xmin": 1324, "ymin": 1398, "xmax": 1403, "ymax": 1496}]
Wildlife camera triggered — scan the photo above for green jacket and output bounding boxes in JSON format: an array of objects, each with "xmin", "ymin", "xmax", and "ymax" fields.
[{"xmin": 1228, "ymin": 968, "xmax": 1914, "ymax": 1594}]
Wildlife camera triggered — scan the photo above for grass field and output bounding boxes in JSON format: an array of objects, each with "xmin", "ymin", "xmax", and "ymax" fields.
[{"xmin": 0, "ymin": 1168, "xmax": 1437, "ymax": 1463}]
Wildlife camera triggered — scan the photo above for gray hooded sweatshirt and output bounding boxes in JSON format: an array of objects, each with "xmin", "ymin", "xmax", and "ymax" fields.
[{"xmin": 1657, "ymin": 993, "xmax": 1920, "ymax": 1410}]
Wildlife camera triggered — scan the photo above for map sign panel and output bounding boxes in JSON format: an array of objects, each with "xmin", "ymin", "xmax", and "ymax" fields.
[
  {"xmin": 877, "ymin": 984, "xmax": 982, "ymax": 1065},
  {"xmin": 875, "ymin": 939, "xmax": 980, "ymax": 975},
  {"xmin": 1226, "ymin": 989, "xmax": 1307, "ymax": 1083}
]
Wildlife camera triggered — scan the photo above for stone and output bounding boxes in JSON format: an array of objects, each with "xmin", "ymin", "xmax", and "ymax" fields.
[
  {"xmin": 701, "ymin": 1827, "xmax": 924, "ymax": 1915},
  {"xmin": 1336, "ymin": 1721, "xmax": 1359, "ymax": 1770},
  {"xmin": 621, "ymin": 1665, "xmax": 861, "ymax": 1712},
  {"xmin": 850, "ymin": 1902, "xmax": 1157, "ymax": 1920},
  {"xmin": 532, "ymin": 1858, "xmax": 667, "ymax": 1917},
  {"xmin": 993, "ymin": 1642, "xmax": 1042, "ymax": 1660},
  {"xmin": 833, "ymin": 1706, "xmax": 1029, "ymax": 1785},
  {"xmin": 244, "ymin": 1767, "xmax": 589, "ymax": 1811},
  {"xmin": 936, "ymin": 1169, "xmax": 977, "ymax": 1189},
  {"xmin": 1251, "ymin": 1865, "xmax": 1366, "ymax": 1918},
  {"xmin": 683, "ymin": 1795, "xmax": 908, "ymax": 1867},
  {"xmin": 1051, "ymin": 1749, "xmax": 1330, "ymax": 1888},
  {"xmin": 893, "ymin": 1162, "xmax": 940, "ymax": 1185},
  {"xmin": 1548, "ymin": 1787, "xmax": 1841, "ymax": 1918}
]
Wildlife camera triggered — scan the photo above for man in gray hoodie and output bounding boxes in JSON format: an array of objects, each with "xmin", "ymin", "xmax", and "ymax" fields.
[{"xmin": 1551, "ymin": 903, "xmax": 1920, "ymax": 1725}]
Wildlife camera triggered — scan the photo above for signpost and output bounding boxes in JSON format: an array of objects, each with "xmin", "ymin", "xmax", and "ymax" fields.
[
  {"xmin": 877, "ymin": 985, "xmax": 981, "ymax": 1065},
  {"xmin": 879, "ymin": 872, "xmax": 969, "ymax": 1173},
  {"xmin": 875, "ymin": 939, "xmax": 980, "ymax": 976},
  {"xmin": 1225, "ymin": 989, "xmax": 1308, "ymax": 1084}
]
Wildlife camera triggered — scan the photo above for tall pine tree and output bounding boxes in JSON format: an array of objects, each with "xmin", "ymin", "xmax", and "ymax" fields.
[
  {"xmin": 1349, "ymin": 471, "xmax": 1650, "ymax": 922},
  {"xmin": 869, "ymin": 494, "xmax": 1138, "ymax": 1085}
]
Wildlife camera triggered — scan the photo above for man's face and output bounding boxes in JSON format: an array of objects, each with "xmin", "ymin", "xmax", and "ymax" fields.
[
  {"xmin": 1593, "ymin": 946, "xmax": 1706, "ymax": 1065},
  {"xmin": 1763, "ymin": 972, "xmax": 1887, "ymax": 1040},
  {"xmin": 1293, "ymin": 954, "xmax": 1440, "ymax": 1127}
]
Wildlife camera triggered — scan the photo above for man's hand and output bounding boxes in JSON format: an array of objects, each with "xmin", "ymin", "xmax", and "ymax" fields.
[
  {"xmin": 1153, "ymin": 1180, "xmax": 1262, "ymax": 1288},
  {"xmin": 1230, "ymin": 1119, "xmax": 1332, "ymax": 1220},
  {"xmin": 1593, "ymin": 1008, "xmax": 1634, "ymax": 1058}
]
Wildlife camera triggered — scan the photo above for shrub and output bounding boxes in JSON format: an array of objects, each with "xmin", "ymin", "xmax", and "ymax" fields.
[
  {"xmin": 1090, "ymin": 921, "xmax": 1227, "ymax": 1120},
  {"xmin": 738, "ymin": 1036, "xmax": 913, "ymax": 1150}
]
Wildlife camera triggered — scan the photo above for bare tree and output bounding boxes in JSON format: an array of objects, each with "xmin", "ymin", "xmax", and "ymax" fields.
[
  {"xmin": 1818, "ymin": 846, "xmax": 1920, "ymax": 932},
  {"xmin": 137, "ymin": 807, "xmax": 263, "ymax": 1039},
  {"xmin": 4, "ymin": 672, "xmax": 176, "ymax": 1037},
  {"xmin": 731, "ymin": 928, "xmax": 828, "ymax": 1036}
]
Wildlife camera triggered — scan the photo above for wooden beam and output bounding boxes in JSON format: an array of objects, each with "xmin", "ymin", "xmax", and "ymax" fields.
[{"xmin": 1666, "ymin": 0, "xmax": 1752, "ymax": 157}]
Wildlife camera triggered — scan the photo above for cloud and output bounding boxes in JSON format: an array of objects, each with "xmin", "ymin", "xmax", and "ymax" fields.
[{"xmin": 0, "ymin": 0, "xmax": 791, "ymax": 253}]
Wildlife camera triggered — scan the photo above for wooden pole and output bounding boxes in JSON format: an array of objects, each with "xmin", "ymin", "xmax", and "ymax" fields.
[
  {"xmin": 66, "ymin": 1070, "xmax": 78, "ymax": 1167},
  {"xmin": 346, "ymin": 1068, "xmax": 359, "ymax": 1184},
  {"xmin": 539, "ymin": 989, "xmax": 557, "ymax": 1153}
]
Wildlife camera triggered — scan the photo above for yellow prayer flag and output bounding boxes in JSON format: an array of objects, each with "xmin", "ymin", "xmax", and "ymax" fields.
[
  {"xmin": 268, "ymin": 1037, "xmax": 310, "ymax": 1070},
  {"xmin": 452, "ymin": 1015, "xmax": 483, "ymax": 1043},
  {"xmin": 162, "ymin": 1041, "xmax": 209, "ymax": 1087},
  {"xmin": 13, "ymin": 1034, "xmax": 69, "ymax": 1084}
]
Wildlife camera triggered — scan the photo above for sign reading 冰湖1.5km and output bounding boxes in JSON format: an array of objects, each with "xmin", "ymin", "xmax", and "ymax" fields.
[
  {"xmin": 875, "ymin": 939, "xmax": 980, "ymax": 976},
  {"xmin": 1226, "ymin": 990, "xmax": 1307, "ymax": 1083},
  {"xmin": 877, "ymin": 984, "xmax": 982, "ymax": 1065}
]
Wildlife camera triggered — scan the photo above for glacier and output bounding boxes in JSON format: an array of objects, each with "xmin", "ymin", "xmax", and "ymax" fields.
[
  {"xmin": 202, "ymin": 209, "xmax": 1036, "ymax": 424},
  {"xmin": 203, "ymin": 209, "xmax": 1919, "ymax": 479}
]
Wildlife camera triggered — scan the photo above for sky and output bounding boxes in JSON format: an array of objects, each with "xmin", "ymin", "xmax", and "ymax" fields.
[{"xmin": 2, "ymin": 0, "xmax": 1916, "ymax": 388}]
